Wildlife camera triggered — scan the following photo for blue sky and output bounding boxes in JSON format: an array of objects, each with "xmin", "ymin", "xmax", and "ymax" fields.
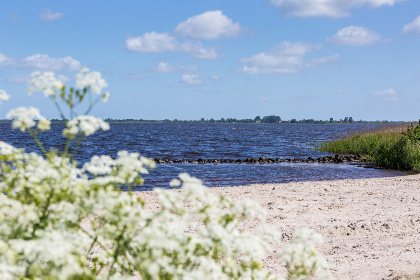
[{"xmin": 0, "ymin": 0, "xmax": 419, "ymax": 121}]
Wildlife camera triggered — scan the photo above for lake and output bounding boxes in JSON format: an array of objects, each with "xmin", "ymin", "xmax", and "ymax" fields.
[{"xmin": 0, "ymin": 122, "xmax": 407, "ymax": 190}]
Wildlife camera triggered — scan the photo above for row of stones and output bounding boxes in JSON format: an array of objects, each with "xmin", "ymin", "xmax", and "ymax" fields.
[{"xmin": 154, "ymin": 154, "xmax": 366, "ymax": 164}]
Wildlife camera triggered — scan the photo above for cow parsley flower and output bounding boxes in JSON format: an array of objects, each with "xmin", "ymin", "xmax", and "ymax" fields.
[
  {"xmin": 0, "ymin": 141, "xmax": 19, "ymax": 156},
  {"xmin": 0, "ymin": 89, "xmax": 10, "ymax": 104},
  {"xmin": 28, "ymin": 72, "xmax": 64, "ymax": 97},
  {"xmin": 280, "ymin": 228, "xmax": 328, "ymax": 280},
  {"xmin": 76, "ymin": 68, "xmax": 108, "ymax": 94},
  {"xmin": 62, "ymin": 116, "xmax": 109, "ymax": 138},
  {"xmin": 6, "ymin": 107, "xmax": 50, "ymax": 132}
]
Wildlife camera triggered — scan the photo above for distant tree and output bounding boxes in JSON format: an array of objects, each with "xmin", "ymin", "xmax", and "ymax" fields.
[
  {"xmin": 291, "ymin": 119, "xmax": 297, "ymax": 123},
  {"xmin": 209, "ymin": 118, "xmax": 215, "ymax": 123},
  {"xmin": 344, "ymin": 117, "xmax": 348, "ymax": 123},
  {"xmin": 220, "ymin": 118, "xmax": 226, "ymax": 123},
  {"xmin": 348, "ymin": 117, "xmax": 353, "ymax": 123},
  {"xmin": 200, "ymin": 118, "xmax": 206, "ymax": 122},
  {"xmin": 329, "ymin": 118, "xmax": 333, "ymax": 123},
  {"xmin": 262, "ymin": 115, "xmax": 281, "ymax": 123},
  {"xmin": 254, "ymin": 116, "xmax": 261, "ymax": 122}
]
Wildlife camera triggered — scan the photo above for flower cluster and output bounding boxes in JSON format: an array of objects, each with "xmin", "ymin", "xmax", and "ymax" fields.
[
  {"xmin": 76, "ymin": 67, "xmax": 108, "ymax": 94},
  {"xmin": 62, "ymin": 115, "xmax": 110, "ymax": 138},
  {"xmin": 28, "ymin": 71, "xmax": 64, "ymax": 97},
  {"xmin": 6, "ymin": 106, "xmax": 51, "ymax": 132},
  {"xmin": 280, "ymin": 228, "xmax": 329, "ymax": 280},
  {"xmin": 0, "ymin": 89, "xmax": 10, "ymax": 104},
  {"xmin": 0, "ymin": 70, "xmax": 328, "ymax": 279}
]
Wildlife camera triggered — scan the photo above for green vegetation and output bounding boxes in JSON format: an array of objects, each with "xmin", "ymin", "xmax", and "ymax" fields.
[{"xmin": 318, "ymin": 121, "xmax": 420, "ymax": 171}]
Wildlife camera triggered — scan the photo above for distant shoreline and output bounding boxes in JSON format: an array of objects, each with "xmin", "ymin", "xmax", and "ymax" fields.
[{"xmin": 0, "ymin": 120, "xmax": 408, "ymax": 124}]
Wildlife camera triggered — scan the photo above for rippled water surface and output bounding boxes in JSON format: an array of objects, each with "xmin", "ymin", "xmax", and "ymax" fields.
[{"xmin": 0, "ymin": 122, "xmax": 406, "ymax": 189}]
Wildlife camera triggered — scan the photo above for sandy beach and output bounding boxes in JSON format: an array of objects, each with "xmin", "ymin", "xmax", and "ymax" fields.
[{"xmin": 136, "ymin": 174, "xmax": 420, "ymax": 279}]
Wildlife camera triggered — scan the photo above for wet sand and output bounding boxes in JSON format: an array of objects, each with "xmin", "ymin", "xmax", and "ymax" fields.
[{"xmin": 135, "ymin": 173, "xmax": 420, "ymax": 279}]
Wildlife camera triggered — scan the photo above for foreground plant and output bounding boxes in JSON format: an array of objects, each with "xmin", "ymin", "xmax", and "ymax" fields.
[{"xmin": 0, "ymin": 72, "xmax": 327, "ymax": 279}]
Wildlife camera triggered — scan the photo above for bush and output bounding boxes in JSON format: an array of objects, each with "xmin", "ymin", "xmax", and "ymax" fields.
[{"xmin": 0, "ymin": 70, "xmax": 327, "ymax": 279}]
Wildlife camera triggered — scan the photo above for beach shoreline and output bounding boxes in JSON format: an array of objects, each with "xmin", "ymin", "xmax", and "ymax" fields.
[{"xmin": 135, "ymin": 174, "xmax": 420, "ymax": 279}]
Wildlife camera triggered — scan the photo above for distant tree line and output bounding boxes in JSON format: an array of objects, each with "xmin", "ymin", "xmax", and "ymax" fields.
[{"xmin": 0, "ymin": 116, "xmax": 397, "ymax": 124}]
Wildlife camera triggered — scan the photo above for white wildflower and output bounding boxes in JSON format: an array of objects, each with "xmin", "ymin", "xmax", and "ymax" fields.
[
  {"xmin": 169, "ymin": 178, "xmax": 181, "ymax": 187},
  {"xmin": 280, "ymin": 228, "xmax": 328, "ymax": 279},
  {"xmin": 6, "ymin": 107, "xmax": 50, "ymax": 132},
  {"xmin": 76, "ymin": 68, "xmax": 108, "ymax": 94},
  {"xmin": 0, "ymin": 89, "xmax": 10, "ymax": 104},
  {"xmin": 63, "ymin": 115, "xmax": 109, "ymax": 138},
  {"xmin": 83, "ymin": 155, "xmax": 114, "ymax": 175},
  {"xmin": 28, "ymin": 72, "xmax": 64, "ymax": 97},
  {"xmin": 0, "ymin": 141, "xmax": 19, "ymax": 156}
]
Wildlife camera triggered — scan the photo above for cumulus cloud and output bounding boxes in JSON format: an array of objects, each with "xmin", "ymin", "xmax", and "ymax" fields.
[
  {"xmin": 174, "ymin": 10, "xmax": 241, "ymax": 39},
  {"xmin": 40, "ymin": 9, "xmax": 64, "ymax": 21},
  {"xmin": 126, "ymin": 33, "xmax": 220, "ymax": 59},
  {"xmin": 0, "ymin": 53, "xmax": 82, "ymax": 71},
  {"xmin": 152, "ymin": 62, "xmax": 198, "ymax": 73},
  {"xmin": 178, "ymin": 41, "xmax": 219, "ymax": 59},
  {"xmin": 239, "ymin": 41, "xmax": 337, "ymax": 74},
  {"xmin": 306, "ymin": 54, "xmax": 340, "ymax": 67},
  {"xmin": 372, "ymin": 88, "xmax": 397, "ymax": 96},
  {"xmin": 269, "ymin": 0, "xmax": 404, "ymax": 18},
  {"xmin": 4, "ymin": 73, "xmax": 70, "ymax": 85},
  {"xmin": 181, "ymin": 74, "xmax": 203, "ymax": 85},
  {"xmin": 403, "ymin": 15, "xmax": 420, "ymax": 34},
  {"xmin": 125, "ymin": 32, "xmax": 178, "ymax": 53},
  {"xmin": 126, "ymin": 10, "xmax": 239, "ymax": 59},
  {"xmin": 327, "ymin": 26, "xmax": 382, "ymax": 46},
  {"xmin": 4, "ymin": 75, "xmax": 31, "ymax": 85}
]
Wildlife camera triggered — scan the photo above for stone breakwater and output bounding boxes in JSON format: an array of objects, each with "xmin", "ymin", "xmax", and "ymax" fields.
[{"xmin": 154, "ymin": 154, "xmax": 370, "ymax": 165}]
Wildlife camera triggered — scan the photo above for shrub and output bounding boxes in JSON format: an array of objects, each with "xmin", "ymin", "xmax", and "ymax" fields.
[{"xmin": 0, "ymin": 70, "xmax": 327, "ymax": 279}]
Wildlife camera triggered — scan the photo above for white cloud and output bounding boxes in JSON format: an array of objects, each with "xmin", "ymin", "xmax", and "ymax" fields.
[
  {"xmin": 306, "ymin": 54, "xmax": 340, "ymax": 67},
  {"xmin": 126, "ymin": 33, "xmax": 220, "ymax": 59},
  {"xmin": 269, "ymin": 0, "xmax": 404, "ymax": 18},
  {"xmin": 40, "ymin": 9, "xmax": 64, "ymax": 21},
  {"xmin": 126, "ymin": 32, "xmax": 178, "ymax": 53},
  {"xmin": 4, "ymin": 75, "xmax": 31, "ymax": 84},
  {"xmin": 178, "ymin": 41, "xmax": 219, "ymax": 59},
  {"xmin": 372, "ymin": 88, "xmax": 397, "ymax": 96},
  {"xmin": 126, "ymin": 11, "xmax": 237, "ymax": 59},
  {"xmin": 152, "ymin": 62, "xmax": 198, "ymax": 73},
  {"xmin": 403, "ymin": 15, "xmax": 420, "ymax": 35},
  {"xmin": 239, "ymin": 42, "xmax": 336, "ymax": 74},
  {"xmin": 0, "ymin": 53, "xmax": 82, "ymax": 71},
  {"xmin": 174, "ymin": 10, "xmax": 241, "ymax": 39},
  {"xmin": 328, "ymin": 26, "xmax": 382, "ymax": 46},
  {"xmin": 154, "ymin": 62, "xmax": 176, "ymax": 73},
  {"xmin": 181, "ymin": 74, "xmax": 203, "ymax": 85}
]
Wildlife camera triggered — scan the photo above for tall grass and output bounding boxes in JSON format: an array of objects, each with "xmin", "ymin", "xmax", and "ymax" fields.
[{"xmin": 318, "ymin": 123, "xmax": 420, "ymax": 171}]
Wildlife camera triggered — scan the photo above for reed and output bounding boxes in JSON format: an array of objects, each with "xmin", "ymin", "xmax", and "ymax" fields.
[{"xmin": 318, "ymin": 122, "xmax": 420, "ymax": 171}]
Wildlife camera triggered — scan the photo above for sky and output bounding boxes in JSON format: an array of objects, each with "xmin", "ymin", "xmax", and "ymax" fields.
[{"xmin": 0, "ymin": 0, "xmax": 419, "ymax": 121}]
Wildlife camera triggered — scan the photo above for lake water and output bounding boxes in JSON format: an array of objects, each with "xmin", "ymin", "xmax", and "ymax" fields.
[{"xmin": 0, "ymin": 122, "xmax": 406, "ymax": 190}]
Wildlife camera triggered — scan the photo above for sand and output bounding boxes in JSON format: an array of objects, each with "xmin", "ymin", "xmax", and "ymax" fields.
[{"xmin": 135, "ymin": 174, "xmax": 420, "ymax": 279}]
